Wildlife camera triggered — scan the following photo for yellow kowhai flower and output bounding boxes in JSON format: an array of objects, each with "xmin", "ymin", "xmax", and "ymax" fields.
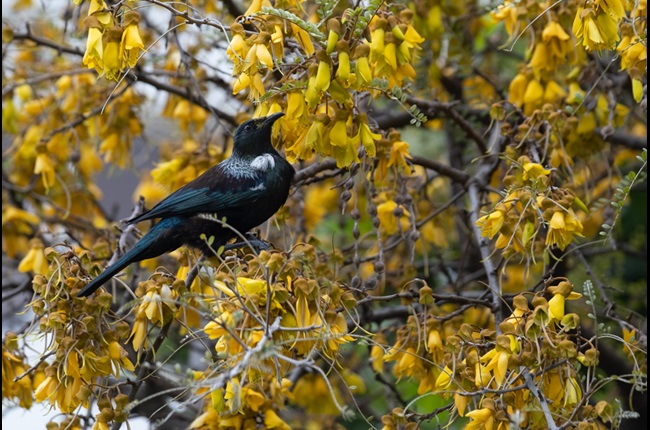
[
  {"xmin": 484, "ymin": 348, "xmax": 511, "ymax": 386},
  {"xmin": 270, "ymin": 24, "xmax": 284, "ymax": 58},
  {"xmin": 99, "ymin": 132, "xmax": 129, "ymax": 168},
  {"xmin": 377, "ymin": 199, "xmax": 411, "ymax": 236},
  {"xmin": 455, "ymin": 394, "xmax": 470, "ymax": 417},
  {"xmin": 329, "ymin": 110, "xmax": 359, "ymax": 168},
  {"xmin": 530, "ymin": 21, "xmax": 572, "ymax": 75},
  {"xmin": 573, "ymin": 7, "xmax": 621, "ymax": 51},
  {"xmin": 18, "ymin": 239, "xmax": 49, "ymax": 274},
  {"xmin": 88, "ymin": 0, "xmax": 108, "ymax": 16},
  {"xmin": 120, "ymin": 11, "xmax": 145, "ymax": 69},
  {"xmin": 102, "ymin": 26, "xmax": 124, "ymax": 80},
  {"xmin": 92, "ymin": 419, "xmax": 110, "ymax": 430},
  {"xmin": 204, "ymin": 308, "xmax": 235, "ymax": 339},
  {"xmin": 139, "ymin": 285, "xmax": 177, "ymax": 324},
  {"xmin": 290, "ymin": 22, "xmax": 315, "ymax": 56},
  {"xmin": 353, "ymin": 44, "xmax": 373, "ymax": 87},
  {"xmin": 2, "ymin": 206, "xmax": 40, "ymax": 234},
  {"xmin": 508, "ymin": 71, "xmax": 528, "ymax": 108},
  {"xmin": 369, "ymin": 17, "xmax": 387, "ymax": 60},
  {"xmin": 108, "ymin": 340, "xmax": 135, "ymax": 373},
  {"xmin": 491, "ymin": 3, "xmax": 518, "ymax": 35},
  {"xmin": 244, "ymin": 0, "xmax": 270, "ymax": 16},
  {"xmin": 545, "ymin": 208, "xmax": 584, "ymax": 250},
  {"xmin": 522, "ymin": 162, "xmax": 551, "ymax": 181},
  {"xmin": 325, "ymin": 18, "xmax": 340, "ymax": 55},
  {"xmin": 303, "ymin": 113, "xmax": 330, "ymax": 155},
  {"xmin": 392, "ymin": 346, "xmax": 425, "ymax": 379},
  {"xmin": 356, "ymin": 113, "xmax": 380, "ymax": 157},
  {"xmin": 244, "ymin": 32, "xmax": 274, "ymax": 72},
  {"xmin": 476, "ymin": 209, "xmax": 506, "ymax": 239},
  {"xmin": 564, "ymin": 376, "xmax": 582, "ymax": 407},
  {"xmin": 130, "ymin": 314, "xmax": 149, "ymax": 351},
  {"xmin": 465, "ymin": 407, "xmax": 495, "ymax": 430},
  {"xmin": 264, "ymin": 408, "xmax": 291, "ymax": 430},
  {"xmin": 284, "ymin": 91, "xmax": 306, "ymax": 136},
  {"xmin": 596, "ymin": 0, "xmax": 625, "ymax": 20},
  {"xmin": 523, "ymin": 78, "xmax": 544, "ymax": 113},
  {"xmin": 232, "ymin": 72, "xmax": 251, "ymax": 94},
  {"xmin": 336, "ymin": 40, "xmax": 351, "ymax": 81},
  {"xmin": 324, "ymin": 313, "xmax": 354, "ymax": 354},
  {"xmin": 370, "ymin": 342, "xmax": 386, "ymax": 374},
  {"xmin": 387, "ymin": 132, "xmax": 411, "ymax": 174},
  {"xmin": 435, "ymin": 365, "xmax": 454, "ymax": 390},
  {"xmin": 544, "ymin": 80, "xmax": 568, "ymax": 103},
  {"xmin": 33, "ymin": 370, "xmax": 58, "ymax": 404},
  {"xmin": 82, "ymin": 17, "xmax": 104, "ymax": 72},
  {"xmin": 33, "ymin": 147, "xmax": 56, "ymax": 190},
  {"xmin": 172, "ymin": 99, "xmax": 208, "ymax": 132},
  {"xmin": 227, "ymin": 23, "xmax": 250, "ymax": 73},
  {"xmin": 313, "ymin": 50, "xmax": 332, "ymax": 93}
]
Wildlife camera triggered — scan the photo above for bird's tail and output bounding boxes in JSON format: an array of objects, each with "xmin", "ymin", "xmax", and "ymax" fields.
[{"xmin": 77, "ymin": 219, "xmax": 180, "ymax": 297}]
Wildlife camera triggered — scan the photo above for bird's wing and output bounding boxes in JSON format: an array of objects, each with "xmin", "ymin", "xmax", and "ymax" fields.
[{"xmin": 129, "ymin": 171, "xmax": 263, "ymax": 223}]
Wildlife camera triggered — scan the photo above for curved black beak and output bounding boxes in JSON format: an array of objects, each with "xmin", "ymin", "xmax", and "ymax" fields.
[{"xmin": 262, "ymin": 112, "xmax": 285, "ymax": 127}]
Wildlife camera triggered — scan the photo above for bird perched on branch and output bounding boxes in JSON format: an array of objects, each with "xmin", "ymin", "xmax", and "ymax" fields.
[{"xmin": 77, "ymin": 112, "xmax": 294, "ymax": 297}]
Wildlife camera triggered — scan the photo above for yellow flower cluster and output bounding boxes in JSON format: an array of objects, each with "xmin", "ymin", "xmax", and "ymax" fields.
[
  {"xmin": 476, "ymin": 156, "xmax": 587, "ymax": 257},
  {"xmin": 374, "ymin": 279, "xmax": 599, "ymax": 429},
  {"xmin": 227, "ymin": 7, "xmax": 424, "ymax": 169},
  {"xmin": 19, "ymin": 250, "xmax": 136, "ymax": 422},
  {"xmin": 80, "ymin": 1, "xmax": 145, "ymax": 80},
  {"xmin": 2, "ymin": 334, "xmax": 37, "ymax": 409},
  {"xmin": 573, "ymin": 0, "xmax": 626, "ymax": 51}
]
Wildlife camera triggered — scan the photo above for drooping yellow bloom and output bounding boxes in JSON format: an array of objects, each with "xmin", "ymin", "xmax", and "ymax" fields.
[
  {"xmin": 34, "ymin": 149, "xmax": 56, "ymax": 190},
  {"xmin": 18, "ymin": 239, "xmax": 49, "ymax": 274},
  {"xmin": 508, "ymin": 72, "xmax": 528, "ymax": 108},
  {"xmin": 102, "ymin": 26, "xmax": 124, "ymax": 80},
  {"xmin": 336, "ymin": 41, "xmax": 351, "ymax": 81},
  {"xmin": 356, "ymin": 113, "xmax": 380, "ymax": 157},
  {"xmin": 120, "ymin": 11, "xmax": 145, "ymax": 69},
  {"xmin": 353, "ymin": 44, "xmax": 372, "ymax": 87},
  {"xmin": 290, "ymin": 23, "xmax": 314, "ymax": 56},
  {"xmin": 530, "ymin": 21, "xmax": 572, "ymax": 75},
  {"xmin": 548, "ymin": 293, "xmax": 566, "ymax": 321},
  {"xmin": 82, "ymin": 17, "xmax": 104, "ymax": 72},
  {"xmin": 491, "ymin": 3, "xmax": 518, "ymax": 35},
  {"xmin": 465, "ymin": 407, "xmax": 495, "ymax": 430},
  {"xmin": 264, "ymin": 408, "xmax": 291, "ymax": 430},
  {"xmin": 244, "ymin": 32, "xmax": 274, "ymax": 72},
  {"xmin": 522, "ymin": 162, "xmax": 551, "ymax": 181},
  {"xmin": 227, "ymin": 23, "xmax": 250, "ymax": 74},
  {"xmin": 325, "ymin": 18, "xmax": 340, "ymax": 55},
  {"xmin": 523, "ymin": 78, "xmax": 544, "ymax": 111},
  {"xmin": 476, "ymin": 209, "xmax": 505, "ymax": 239},
  {"xmin": 573, "ymin": 7, "xmax": 621, "ymax": 51},
  {"xmin": 244, "ymin": 0, "xmax": 270, "ymax": 16},
  {"xmin": 99, "ymin": 132, "xmax": 129, "ymax": 168},
  {"xmin": 543, "ymin": 80, "xmax": 568, "ymax": 103},
  {"xmin": 387, "ymin": 132, "xmax": 411, "ymax": 174},
  {"xmin": 130, "ymin": 315, "xmax": 148, "ymax": 351},
  {"xmin": 377, "ymin": 199, "xmax": 411, "ymax": 236},
  {"xmin": 545, "ymin": 208, "xmax": 584, "ymax": 250}
]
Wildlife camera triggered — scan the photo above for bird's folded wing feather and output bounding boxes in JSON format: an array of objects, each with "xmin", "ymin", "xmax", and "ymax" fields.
[{"xmin": 129, "ymin": 174, "xmax": 262, "ymax": 223}]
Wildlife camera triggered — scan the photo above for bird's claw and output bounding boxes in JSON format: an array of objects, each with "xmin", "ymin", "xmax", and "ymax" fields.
[{"xmin": 223, "ymin": 234, "xmax": 271, "ymax": 253}]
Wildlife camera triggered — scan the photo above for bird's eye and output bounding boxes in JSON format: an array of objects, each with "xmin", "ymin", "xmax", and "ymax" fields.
[{"xmin": 244, "ymin": 123, "xmax": 254, "ymax": 132}]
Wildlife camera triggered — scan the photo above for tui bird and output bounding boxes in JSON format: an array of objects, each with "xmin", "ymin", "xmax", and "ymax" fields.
[{"xmin": 77, "ymin": 112, "xmax": 294, "ymax": 297}]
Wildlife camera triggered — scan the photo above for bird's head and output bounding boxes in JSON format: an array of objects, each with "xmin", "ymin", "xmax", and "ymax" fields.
[{"xmin": 232, "ymin": 112, "xmax": 284, "ymax": 158}]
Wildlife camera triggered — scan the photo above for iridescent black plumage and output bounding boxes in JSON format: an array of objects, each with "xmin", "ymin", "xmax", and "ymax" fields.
[{"xmin": 77, "ymin": 113, "xmax": 294, "ymax": 297}]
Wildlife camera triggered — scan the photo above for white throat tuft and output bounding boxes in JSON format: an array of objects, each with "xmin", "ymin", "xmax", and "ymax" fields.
[{"xmin": 250, "ymin": 153, "xmax": 275, "ymax": 171}]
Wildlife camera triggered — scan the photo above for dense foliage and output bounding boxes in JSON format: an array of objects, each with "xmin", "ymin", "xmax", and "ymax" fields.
[{"xmin": 2, "ymin": 0, "xmax": 647, "ymax": 429}]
